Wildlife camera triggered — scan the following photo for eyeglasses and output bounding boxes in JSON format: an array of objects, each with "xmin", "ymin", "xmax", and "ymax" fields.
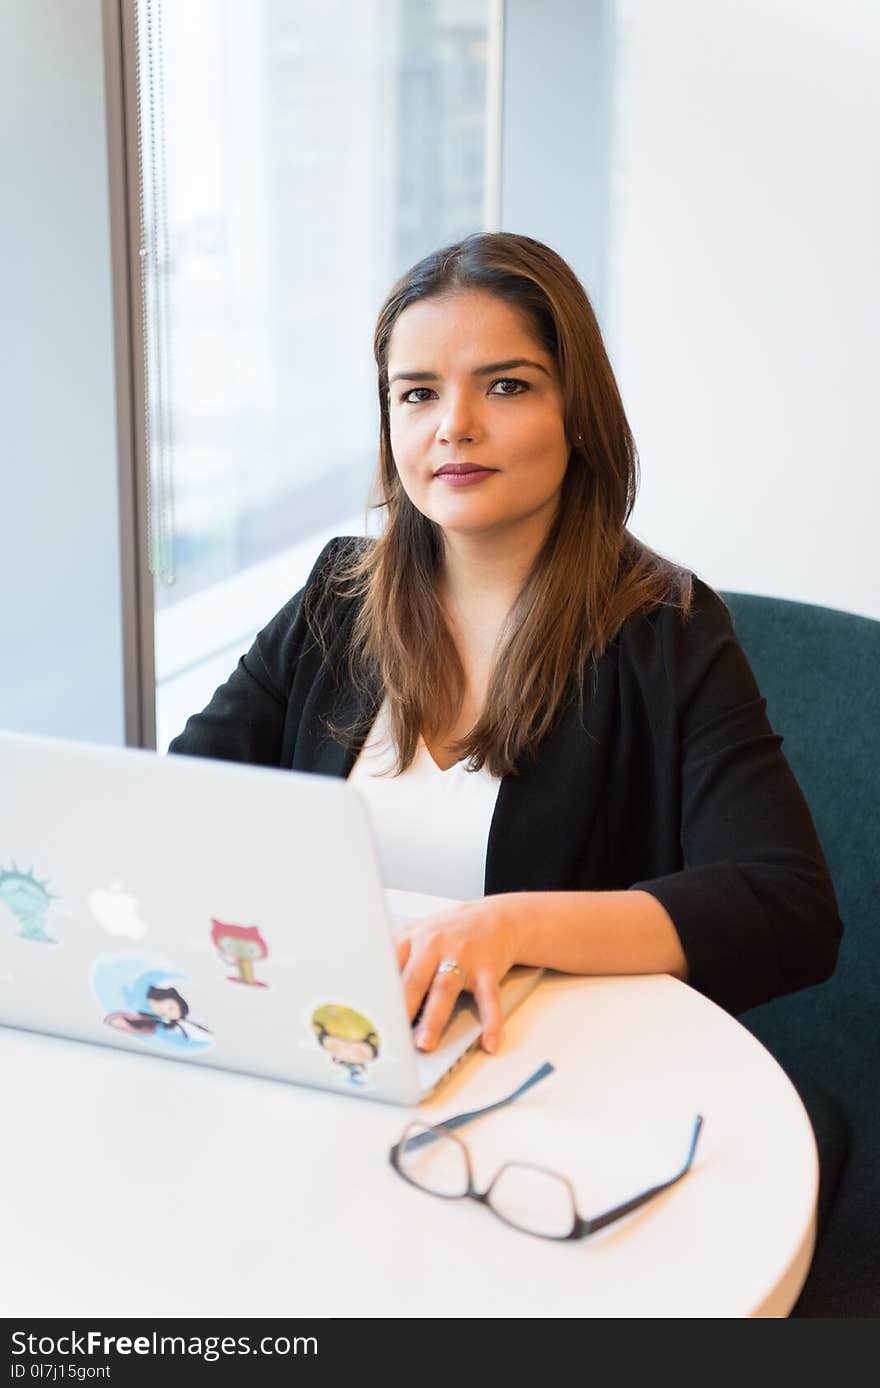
[{"xmin": 389, "ymin": 1061, "xmax": 704, "ymax": 1241}]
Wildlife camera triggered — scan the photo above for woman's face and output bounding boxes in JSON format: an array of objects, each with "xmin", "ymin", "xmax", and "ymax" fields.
[{"xmin": 386, "ymin": 290, "xmax": 570, "ymax": 543}]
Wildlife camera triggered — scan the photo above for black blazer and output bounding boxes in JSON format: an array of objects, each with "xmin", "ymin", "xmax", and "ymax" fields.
[{"xmin": 169, "ymin": 537, "xmax": 842, "ymax": 1017}]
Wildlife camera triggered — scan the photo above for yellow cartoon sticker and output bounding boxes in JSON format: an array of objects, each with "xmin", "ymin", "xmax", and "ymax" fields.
[{"xmin": 310, "ymin": 1003, "xmax": 380, "ymax": 1089}]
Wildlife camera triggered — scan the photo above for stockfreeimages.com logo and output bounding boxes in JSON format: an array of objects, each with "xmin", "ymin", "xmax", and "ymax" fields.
[{"xmin": 11, "ymin": 1330, "xmax": 318, "ymax": 1366}]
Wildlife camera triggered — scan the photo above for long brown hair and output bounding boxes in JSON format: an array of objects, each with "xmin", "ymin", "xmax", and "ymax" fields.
[{"xmin": 312, "ymin": 231, "xmax": 692, "ymax": 777}]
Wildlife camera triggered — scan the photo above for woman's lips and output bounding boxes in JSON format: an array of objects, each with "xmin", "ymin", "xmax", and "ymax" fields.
[{"xmin": 434, "ymin": 464, "xmax": 498, "ymax": 487}]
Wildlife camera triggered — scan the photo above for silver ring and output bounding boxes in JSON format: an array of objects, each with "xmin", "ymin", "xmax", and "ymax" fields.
[{"xmin": 437, "ymin": 958, "xmax": 464, "ymax": 981}]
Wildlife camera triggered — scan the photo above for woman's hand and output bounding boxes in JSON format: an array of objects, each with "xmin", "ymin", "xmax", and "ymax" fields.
[
  {"xmin": 395, "ymin": 896, "xmax": 521, "ymax": 1055},
  {"xmin": 395, "ymin": 888, "xmax": 687, "ymax": 1055}
]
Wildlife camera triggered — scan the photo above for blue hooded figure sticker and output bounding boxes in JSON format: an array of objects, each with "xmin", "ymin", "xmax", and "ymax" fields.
[{"xmin": 92, "ymin": 953, "xmax": 213, "ymax": 1054}]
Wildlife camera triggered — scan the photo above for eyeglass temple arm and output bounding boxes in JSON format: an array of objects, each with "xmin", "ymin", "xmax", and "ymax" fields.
[
  {"xmin": 576, "ymin": 1114, "xmax": 704, "ymax": 1237},
  {"xmin": 401, "ymin": 1061, "xmax": 555, "ymax": 1152}
]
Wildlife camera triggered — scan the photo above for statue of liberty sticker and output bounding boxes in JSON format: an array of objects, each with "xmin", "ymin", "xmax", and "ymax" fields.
[{"xmin": 0, "ymin": 862, "xmax": 62, "ymax": 943}]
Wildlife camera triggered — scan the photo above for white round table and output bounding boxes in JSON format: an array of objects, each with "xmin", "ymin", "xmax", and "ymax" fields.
[{"xmin": 0, "ymin": 972, "xmax": 816, "ymax": 1318}]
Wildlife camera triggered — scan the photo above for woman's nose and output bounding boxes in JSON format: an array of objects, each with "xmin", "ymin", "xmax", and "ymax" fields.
[{"xmin": 436, "ymin": 389, "xmax": 479, "ymax": 445}]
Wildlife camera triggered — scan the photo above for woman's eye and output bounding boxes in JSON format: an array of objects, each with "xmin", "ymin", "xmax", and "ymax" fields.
[
  {"xmin": 489, "ymin": 378, "xmax": 528, "ymax": 396},
  {"xmin": 398, "ymin": 378, "xmax": 528, "ymax": 404}
]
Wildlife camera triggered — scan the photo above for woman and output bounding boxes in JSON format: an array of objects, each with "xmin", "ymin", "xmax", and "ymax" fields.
[{"xmin": 170, "ymin": 232, "xmax": 841, "ymax": 1056}]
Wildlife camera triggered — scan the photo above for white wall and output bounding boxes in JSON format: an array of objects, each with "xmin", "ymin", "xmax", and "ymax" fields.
[
  {"xmin": 606, "ymin": 0, "xmax": 879, "ymax": 619},
  {"xmin": 0, "ymin": 0, "xmax": 126, "ymax": 740}
]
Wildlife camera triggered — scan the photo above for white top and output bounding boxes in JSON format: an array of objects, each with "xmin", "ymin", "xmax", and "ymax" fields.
[{"xmin": 347, "ymin": 695, "xmax": 502, "ymax": 902}]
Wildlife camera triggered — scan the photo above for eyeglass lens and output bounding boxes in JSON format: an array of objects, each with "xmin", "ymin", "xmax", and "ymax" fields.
[
  {"xmin": 487, "ymin": 1164, "xmax": 575, "ymax": 1237},
  {"xmin": 399, "ymin": 1124, "xmax": 469, "ymax": 1196},
  {"xmin": 399, "ymin": 1125, "xmax": 576, "ymax": 1236}
]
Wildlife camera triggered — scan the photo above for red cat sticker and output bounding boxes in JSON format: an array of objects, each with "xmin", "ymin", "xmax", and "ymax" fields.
[{"xmin": 210, "ymin": 918, "xmax": 269, "ymax": 987}]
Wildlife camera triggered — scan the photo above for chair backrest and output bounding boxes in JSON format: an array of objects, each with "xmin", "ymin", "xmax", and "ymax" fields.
[
  {"xmin": 721, "ymin": 591, "xmax": 879, "ymax": 1092},
  {"xmin": 722, "ymin": 591, "xmax": 880, "ymax": 1315}
]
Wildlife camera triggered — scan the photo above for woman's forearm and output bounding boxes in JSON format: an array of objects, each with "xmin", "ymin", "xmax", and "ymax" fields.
[{"xmin": 506, "ymin": 890, "xmax": 689, "ymax": 982}]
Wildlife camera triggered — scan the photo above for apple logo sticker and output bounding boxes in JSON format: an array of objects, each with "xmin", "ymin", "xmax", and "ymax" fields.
[{"xmin": 88, "ymin": 882, "xmax": 149, "ymax": 939}]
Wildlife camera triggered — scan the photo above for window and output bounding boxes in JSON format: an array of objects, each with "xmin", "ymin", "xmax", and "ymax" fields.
[{"xmin": 133, "ymin": 0, "xmax": 498, "ymax": 749}]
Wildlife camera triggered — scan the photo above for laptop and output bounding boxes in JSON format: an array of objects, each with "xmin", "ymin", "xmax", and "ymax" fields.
[{"xmin": 0, "ymin": 730, "xmax": 543, "ymax": 1105}]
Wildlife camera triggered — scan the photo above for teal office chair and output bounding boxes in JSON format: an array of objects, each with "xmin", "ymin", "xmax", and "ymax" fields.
[{"xmin": 721, "ymin": 591, "xmax": 880, "ymax": 1317}]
